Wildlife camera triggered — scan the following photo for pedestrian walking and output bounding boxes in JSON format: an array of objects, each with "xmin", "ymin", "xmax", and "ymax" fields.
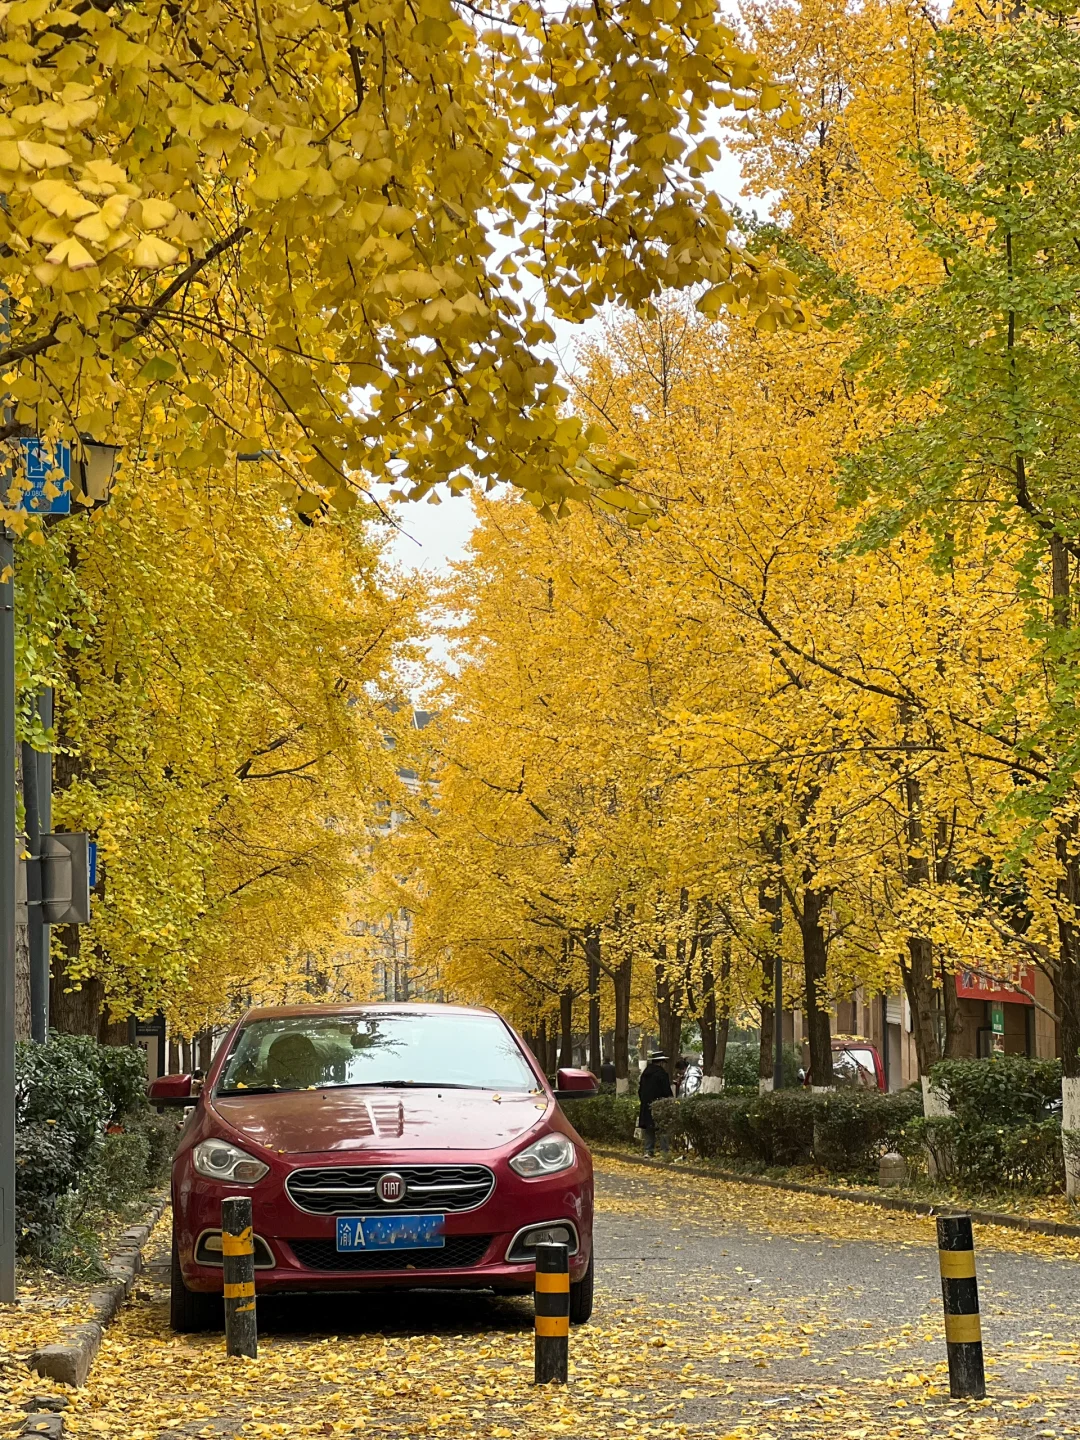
[
  {"xmin": 638, "ymin": 1051, "xmax": 672, "ymax": 1156},
  {"xmin": 600, "ymin": 1058, "xmax": 616, "ymax": 1085}
]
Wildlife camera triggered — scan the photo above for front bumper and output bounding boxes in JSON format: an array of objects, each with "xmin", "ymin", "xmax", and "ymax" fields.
[{"xmin": 174, "ymin": 1156, "xmax": 592, "ymax": 1294}]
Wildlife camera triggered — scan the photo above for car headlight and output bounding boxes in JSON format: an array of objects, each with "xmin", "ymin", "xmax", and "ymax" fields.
[
  {"xmin": 192, "ymin": 1138, "xmax": 269, "ymax": 1185},
  {"xmin": 509, "ymin": 1133, "xmax": 576, "ymax": 1178}
]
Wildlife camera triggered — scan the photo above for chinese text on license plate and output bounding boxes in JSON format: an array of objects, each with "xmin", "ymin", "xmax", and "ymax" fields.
[{"xmin": 336, "ymin": 1215, "xmax": 446, "ymax": 1252}]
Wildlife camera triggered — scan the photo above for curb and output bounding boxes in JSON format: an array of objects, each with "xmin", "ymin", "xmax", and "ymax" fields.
[
  {"xmin": 591, "ymin": 1148, "xmax": 1080, "ymax": 1239},
  {"xmin": 27, "ymin": 1193, "xmax": 169, "ymax": 1388}
]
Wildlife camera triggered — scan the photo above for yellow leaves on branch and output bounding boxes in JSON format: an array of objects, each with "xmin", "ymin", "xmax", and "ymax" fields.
[{"xmin": 0, "ymin": 0, "xmax": 805, "ymax": 532}]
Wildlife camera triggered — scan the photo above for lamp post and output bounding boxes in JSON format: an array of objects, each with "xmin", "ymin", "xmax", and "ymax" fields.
[{"xmin": 1, "ymin": 435, "xmax": 122, "ymax": 1303}]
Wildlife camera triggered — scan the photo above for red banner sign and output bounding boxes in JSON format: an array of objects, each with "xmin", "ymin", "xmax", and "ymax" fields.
[{"xmin": 955, "ymin": 967, "xmax": 1035, "ymax": 1006}]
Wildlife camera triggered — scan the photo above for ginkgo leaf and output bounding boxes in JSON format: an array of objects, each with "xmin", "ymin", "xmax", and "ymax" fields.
[
  {"xmin": 17, "ymin": 139, "xmax": 73, "ymax": 169},
  {"xmin": 132, "ymin": 234, "xmax": 180, "ymax": 268},
  {"xmin": 31, "ymin": 179, "xmax": 98, "ymax": 218},
  {"xmin": 73, "ymin": 212, "xmax": 115, "ymax": 245},
  {"xmin": 44, "ymin": 235, "xmax": 97, "ymax": 270},
  {"xmin": 138, "ymin": 198, "xmax": 177, "ymax": 229}
]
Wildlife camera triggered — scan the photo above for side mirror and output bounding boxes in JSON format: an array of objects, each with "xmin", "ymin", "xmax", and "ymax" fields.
[
  {"xmin": 553, "ymin": 1067, "xmax": 599, "ymax": 1102},
  {"xmin": 148, "ymin": 1073, "xmax": 196, "ymax": 1107}
]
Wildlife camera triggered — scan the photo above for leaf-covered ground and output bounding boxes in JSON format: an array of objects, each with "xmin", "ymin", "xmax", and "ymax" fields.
[{"xmin": 2, "ymin": 1157, "xmax": 1077, "ymax": 1439}]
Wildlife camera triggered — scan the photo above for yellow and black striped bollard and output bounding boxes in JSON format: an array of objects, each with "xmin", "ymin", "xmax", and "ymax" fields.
[
  {"xmin": 937, "ymin": 1213, "xmax": 984, "ymax": 1399},
  {"xmin": 222, "ymin": 1196, "xmax": 258, "ymax": 1359},
  {"xmin": 534, "ymin": 1241, "xmax": 569, "ymax": 1384}
]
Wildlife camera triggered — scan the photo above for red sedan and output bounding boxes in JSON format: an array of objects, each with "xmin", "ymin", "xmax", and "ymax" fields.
[{"xmin": 151, "ymin": 1003, "xmax": 596, "ymax": 1332}]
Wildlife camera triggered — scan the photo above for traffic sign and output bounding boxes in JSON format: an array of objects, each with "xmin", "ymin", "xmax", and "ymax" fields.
[{"xmin": 16, "ymin": 439, "xmax": 72, "ymax": 514}]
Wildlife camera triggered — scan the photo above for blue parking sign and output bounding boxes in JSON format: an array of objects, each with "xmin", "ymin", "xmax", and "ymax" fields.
[{"xmin": 17, "ymin": 438, "xmax": 72, "ymax": 514}]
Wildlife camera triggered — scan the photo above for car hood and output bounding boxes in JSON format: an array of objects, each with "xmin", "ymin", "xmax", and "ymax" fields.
[{"xmin": 209, "ymin": 1086, "xmax": 549, "ymax": 1155}]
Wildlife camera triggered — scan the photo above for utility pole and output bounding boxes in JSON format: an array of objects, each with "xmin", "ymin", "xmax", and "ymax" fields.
[
  {"xmin": 0, "ymin": 527, "xmax": 16, "ymax": 1303},
  {"xmin": 24, "ymin": 688, "xmax": 51, "ymax": 1043}
]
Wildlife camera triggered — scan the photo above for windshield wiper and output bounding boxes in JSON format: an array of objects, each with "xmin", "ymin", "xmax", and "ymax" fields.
[{"xmin": 216, "ymin": 1086, "xmax": 288, "ymax": 1096}]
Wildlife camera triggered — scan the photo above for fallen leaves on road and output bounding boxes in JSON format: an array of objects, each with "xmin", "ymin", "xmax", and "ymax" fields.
[
  {"xmin": 598, "ymin": 1158, "xmax": 1080, "ymax": 1264},
  {"xmin": 0, "ymin": 1158, "xmax": 1074, "ymax": 1440}
]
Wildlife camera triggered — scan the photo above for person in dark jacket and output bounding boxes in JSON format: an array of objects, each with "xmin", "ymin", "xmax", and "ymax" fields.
[
  {"xmin": 600, "ymin": 1058, "xmax": 617, "ymax": 1086},
  {"xmin": 638, "ymin": 1052, "xmax": 673, "ymax": 1156}
]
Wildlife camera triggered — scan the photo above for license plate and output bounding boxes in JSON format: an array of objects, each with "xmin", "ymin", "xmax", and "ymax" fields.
[{"xmin": 336, "ymin": 1214, "xmax": 446, "ymax": 1252}]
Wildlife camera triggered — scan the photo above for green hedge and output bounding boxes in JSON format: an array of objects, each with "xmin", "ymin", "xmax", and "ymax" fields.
[
  {"xmin": 561, "ymin": 1093, "xmax": 638, "ymax": 1146},
  {"xmin": 927, "ymin": 1056, "xmax": 1061, "ymax": 1126},
  {"xmin": 563, "ymin": 1054, "xmax": 1068, "ymax": 1194},
  {"xmin": 15, "ymin": 1033, "xmax": 176, "ymax": 1261},
  {"xmin": 900, "ymin": 1116, "xmax": 1065, "ymax": 1194},
  {"xmin": 647, "ymin": 1088, "xmax": 922, "ymax": 1178}
]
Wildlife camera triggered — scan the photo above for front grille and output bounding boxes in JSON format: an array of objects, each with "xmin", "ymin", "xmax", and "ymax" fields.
[
  {"xmin": 288, "ymin": 1235, "xmax": 494, "ymax": 1271},
  {"xmin": 285, "ymin": 1164, "xmax": 495, "ymax": 1216}
]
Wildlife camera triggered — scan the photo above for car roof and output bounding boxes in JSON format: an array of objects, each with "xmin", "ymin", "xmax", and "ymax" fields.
[{"xmin": 238, "ymin": 1002, "xmax": 501, "ymax": 1023}]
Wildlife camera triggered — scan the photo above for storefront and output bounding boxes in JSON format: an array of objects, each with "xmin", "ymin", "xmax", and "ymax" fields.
[{"xmin": 954, "ymin": 967, "xmax": 1036, "ymax": 1057}]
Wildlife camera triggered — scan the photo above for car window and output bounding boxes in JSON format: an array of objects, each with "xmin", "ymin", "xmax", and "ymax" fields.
[
  {"xmin": 833, "ymin": 1047, "xmax": 877, "ymax": 1087},
  {"xmin": 216, "ymin": 1013, "xmax": 538, "ymax": 1095}
]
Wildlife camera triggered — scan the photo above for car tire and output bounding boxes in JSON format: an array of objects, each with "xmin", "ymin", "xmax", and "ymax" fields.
[
  {"xmin": 569, "ymin": 1253, "xmax": 594, "ymax": 1326},
  {"xmin": 170, "ymin": 1232, "xmax": 222, "ymax": 1333}
]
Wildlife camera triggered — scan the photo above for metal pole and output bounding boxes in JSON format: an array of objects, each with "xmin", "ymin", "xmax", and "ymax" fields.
[
  {"xmin": 533, "ymin": 1241, "xmax": 569, "ymax": 1384},
  {"xmin": 772, "ymin": 887, "xmax": 783, "ymax": 1091},
  {"xmin": 0, "ymin": 529, "xmax": 16, "ymax": 1302},
  {"xmin": 25, "ymin": 688, "xmax": 50, "ymax": 1043},
  {"xmin": 222, "ymin": 1195, "xmax": 257, "ymax": 1358},
  {"xmin": 937, "ymin": 1214, "xmax": 985, "ymax": 1399}
]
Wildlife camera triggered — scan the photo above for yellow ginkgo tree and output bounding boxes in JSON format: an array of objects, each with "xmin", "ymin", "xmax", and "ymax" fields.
[{"xmin": 0, "ymin": 0, "xmax": 805, "ymax": 528}]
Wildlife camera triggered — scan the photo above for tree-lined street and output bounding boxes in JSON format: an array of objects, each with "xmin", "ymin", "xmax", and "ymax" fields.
[
  {"xmin": 5, "ymin": 1159, "xmax": 1076, "ymax": 1440},
  {"xmin": 5, "ymin": 0, "xmax": 1080, "ymax": 1426}
]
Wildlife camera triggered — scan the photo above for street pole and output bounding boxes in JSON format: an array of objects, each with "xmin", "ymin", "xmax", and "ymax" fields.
[
  {"xmin": 25, "ymin": 688, "xmax": 51, "ymax": 1044},
  {"xmin": 0, "ymin": 528, "xmax": 16, "ymax": 1302}
]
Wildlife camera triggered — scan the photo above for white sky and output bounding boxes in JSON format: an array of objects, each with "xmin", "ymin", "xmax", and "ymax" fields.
[{"xmin": 385, "ymin": 490, "xmax": 479, "ymax": 575}]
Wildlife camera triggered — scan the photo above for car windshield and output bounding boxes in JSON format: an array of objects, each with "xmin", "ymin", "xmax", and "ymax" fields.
[{"xmin": 216, "ymin": 1012, "xmax": 538, "ymax": 1095}]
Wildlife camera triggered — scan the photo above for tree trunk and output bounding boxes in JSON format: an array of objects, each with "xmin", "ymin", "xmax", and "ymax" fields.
[
  {"xmin": 900, "ymin": 767, "xmax": 946, "ymax": 1104},
  {"xmin": 49, "ymin": 923, "xmax": 104, "ymax": 1035},
  {"xmin": 1047, "ymin": 536, "xmax": 1080, "ymax": 1196},
  {"xmin": 613, "ymin": 951, "xmax": 632, "ymax": 1095},
  {"xmin": 699, "ymin": 934, "xmax": 730, "ymax": 1092},
  {"xmin": 1054, "ymin": 811, "xmax": 1080, "ymax": 1197},
  {"xmin": 655, "ymin": 945, "xmax": 681, "ymax": 1064},
  {"xmin": 537, "ymin": 1017, "xmax": 552, "ymax": 1075},
  {"xmin": 585, "ymin": 926, "xmax": 602, "ymax": 1074},
  {"xmin": 800, "ymin": 886, "xmax": 834, "ymax": 1089},
  {"xmin": 940, "ymin": 953, "xmax": 966, "ymax": 1060},
  {"xmin": 558, "ymin": 985, "xmax": 574, "ymax": 1069},
  {"xmin": 758, "ymin": 874, "xmax": 780, "ymax": 1092}
]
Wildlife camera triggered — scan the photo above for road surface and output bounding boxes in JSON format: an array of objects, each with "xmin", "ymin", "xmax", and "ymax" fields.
[{"xmin": 10, "ymin": 1156, "xmax": 1079, "ymax": 1439}]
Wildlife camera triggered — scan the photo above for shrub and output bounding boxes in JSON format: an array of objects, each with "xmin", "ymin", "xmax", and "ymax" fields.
[
  {"xmin": 906, "ymin": 1115, "xmax": 1064, "ymax": 1194},
  {"xmin": 654, "ymin": 1094, "xmax": 758, "ymax": 1160},
  {"xmin": 750, "ymin": 1089, "xmax": 816, "ymax": 1165},
  {"xmin": 15, "ymin": 1035, "xmax": 109, "ymax": 1252},
  {"xmin": 638, "ymin": 1087, "xmax": 924, "ymax": 1179},
  {"xmin": 561, "ymin": 1092, "xmax": 638, "ymax": 1145},
  {"xmin": 811, "ymin": 1088, "xmax": 923, "ymax": 1174},
  {"xmin": 928, "ymin": 1056, "xmax": 1062, "ymax": 1127},
  {"xmin": 15, "ymin": 1032, "xmax": 176, "ymax": 1260}
]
